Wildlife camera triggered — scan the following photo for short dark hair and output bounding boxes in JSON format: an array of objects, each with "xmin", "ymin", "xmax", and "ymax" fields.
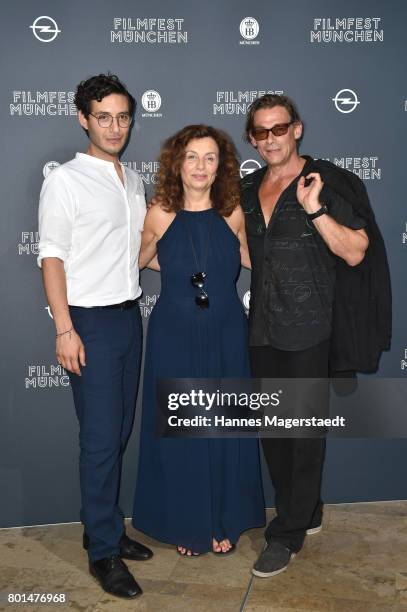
[
  {"xmin": 244, "ymin": 94, "xmax": 302, "ymax": 142},
  {"xmin": 74, "ymin": 73, "xmax": 136, "ymax": 118}
]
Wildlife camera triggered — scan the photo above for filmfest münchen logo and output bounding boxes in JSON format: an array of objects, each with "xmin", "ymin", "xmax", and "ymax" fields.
[
  {"xmin": 332, "ymin": 89, "xmax": 360, "ymax": 113},
  {"xmin": 30, "ymin": 16, "xmax": 61, "ymax": 43},
  {"xmin": 141, "ymin": 90, "xmax": 162, "ymax": 117},
  {"xmin": 122, "ymin": 161, "xmax": 160, "ymax": 186},
  {"xmin": 25, "ymin": 364, "xmax": 70, "ymax": 389},
  {"xmin": 10, "ymin": 91, "xmax": 76, "ymax": 116},
  {"xmin": 310, "ymin": 17, "xmax": 383, "ymax": 43},
  {"xmin": 213, "ymin": 90, "xmax": 283, "ymax": 115},
  {"xmin": 240, "ymin": 159, "xmax": 262, "ymax": 178},
  {"xmin": 320, "ymin": 155, "xmax": 381, "ymax": 180},
  {"xmin": 111, "ymin": 18, "xmax": 188, "ymax": 44},
  {"xmin": 138, "ymin": 294, "xmax": 159, "ymax": 318},
  {"xmin": 239, "ymin": 17, "xmax": 260, "ymax": 45},
  {"xmin": 43, "ymin": 161, "xmax": 60, "ymax": 177},
  {"xmin": 17, "ymin": 232, "xmax": 39, "ymax": 256}
]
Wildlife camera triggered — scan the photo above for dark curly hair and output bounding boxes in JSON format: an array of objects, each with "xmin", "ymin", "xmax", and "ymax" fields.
[
  {"xmin": 74, "ymin": 73, "xmax": 136, "ymax": 118},
  {"xmin": 244, "ymin": 94, "xmax": 302, "ymax": 143},
  {"xmin": 155, "ymin": 125, "xmax": 240, "ymax": 217}
]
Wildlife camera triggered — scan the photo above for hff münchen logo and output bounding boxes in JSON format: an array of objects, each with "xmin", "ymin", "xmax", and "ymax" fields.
[
  {"xmin": 141, "ymin": 91, "xmax": 163, "ymax": 117},
  {"xmin": 239, "ymin": 17, "xmax": 260, "ymax": 45}
]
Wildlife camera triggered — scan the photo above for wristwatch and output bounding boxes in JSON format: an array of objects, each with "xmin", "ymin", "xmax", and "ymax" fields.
[{"xmin": 306, "ymin": 204, "xmax": 328, "ymax": 221}]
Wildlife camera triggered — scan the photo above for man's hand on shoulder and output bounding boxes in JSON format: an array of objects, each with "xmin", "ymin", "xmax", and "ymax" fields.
[{"xmin": 297, "ymin": 173, "xmax": 324, "ymax": 214}]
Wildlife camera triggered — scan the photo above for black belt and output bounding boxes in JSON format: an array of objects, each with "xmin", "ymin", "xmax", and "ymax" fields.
[{"xmin": 70, "ymin": 300, "xmax": 138, "ymax": 311}]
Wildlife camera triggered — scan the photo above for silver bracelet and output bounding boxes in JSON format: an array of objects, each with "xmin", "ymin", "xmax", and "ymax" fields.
[{"xmin": 56, "ymin": 326, "xmax": 73, "ymax": 339}]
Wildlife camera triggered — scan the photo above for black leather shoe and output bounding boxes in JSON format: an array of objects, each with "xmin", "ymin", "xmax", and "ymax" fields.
[
  {"xmin": 89, "ymin": 555, "xmax": 142, "ymax": 598},
  {"xmin": 83, "ymin": 531, "xmax": 153, "ymax": 561},
  {"xmin": 117, "ymin": 533, "xmax": 153, "ymax": 561}
]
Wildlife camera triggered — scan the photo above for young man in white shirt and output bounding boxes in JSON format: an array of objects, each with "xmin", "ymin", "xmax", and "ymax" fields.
[{"xmin": 38, "ymin": 73, "xmax": 152, "ymax": 599}]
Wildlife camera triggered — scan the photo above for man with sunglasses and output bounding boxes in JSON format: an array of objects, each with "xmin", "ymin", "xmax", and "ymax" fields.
[
  {"xmin": 38, "ymin": 73, "xmax": 152, "ymax": 599},
  {"xmin": 241, "ymin": 94, "xmax": 390, "ymax": 578}
]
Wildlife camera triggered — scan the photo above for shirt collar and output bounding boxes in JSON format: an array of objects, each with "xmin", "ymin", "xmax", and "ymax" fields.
[{"xmin": 75, "ymin": 152, "xmax": 125, "ymax": 171}]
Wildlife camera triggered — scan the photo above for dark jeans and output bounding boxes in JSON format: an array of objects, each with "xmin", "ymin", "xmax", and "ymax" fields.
[
  {"xmin": 250, "ymin": 340, "xmax": 329, "ymax": 553},
  {"xmin": 68, "ymin": 304, "xmax": 142, "ymax": 561}
]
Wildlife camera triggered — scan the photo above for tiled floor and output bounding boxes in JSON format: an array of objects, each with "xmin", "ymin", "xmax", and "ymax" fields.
[{"xmin": 1, "ymin": 502, "xmax": 407, "ymax": 611}]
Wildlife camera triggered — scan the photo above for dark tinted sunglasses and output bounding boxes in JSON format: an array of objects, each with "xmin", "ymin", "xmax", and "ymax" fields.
[
  {"xmin": 251, "ymin": 121, "xmax": 295, "ymax": 141},
  {"xmin": 191, "ymin": 272, "xmax": 209, "ymax": 309}
]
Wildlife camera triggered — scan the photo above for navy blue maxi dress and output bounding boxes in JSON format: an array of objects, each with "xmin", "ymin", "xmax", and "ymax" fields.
[{"xmin": 132, "ymin": 208, "xmax": 265, "ymax": 553}]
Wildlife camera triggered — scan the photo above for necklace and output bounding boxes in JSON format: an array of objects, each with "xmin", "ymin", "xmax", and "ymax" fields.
[{"xmin": 182, "ymin": 210, "xmax": 213, "ymax": 309}]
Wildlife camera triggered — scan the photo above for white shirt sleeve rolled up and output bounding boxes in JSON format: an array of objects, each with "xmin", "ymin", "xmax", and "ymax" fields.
[{"xmin": 38, "ymin": 168, "xmax": 76, "ymax": 266}]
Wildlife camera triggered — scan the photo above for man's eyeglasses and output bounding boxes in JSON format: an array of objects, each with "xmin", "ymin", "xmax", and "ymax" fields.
[
  {"xmin": 251, "ymin": 121, "xmax": 295, "ymax": 141},
  {"xmin": 191, "ymin": 272, "xmax": 209, "ymax": 309},
  {"xmin": 89, "ymin": 112, "xmax": 132, "ymax": 128}
]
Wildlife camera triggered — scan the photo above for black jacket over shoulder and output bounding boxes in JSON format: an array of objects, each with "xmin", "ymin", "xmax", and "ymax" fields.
[{"xmin": 240, "ymin": 156, "xmax": 392, "ymax": 375}]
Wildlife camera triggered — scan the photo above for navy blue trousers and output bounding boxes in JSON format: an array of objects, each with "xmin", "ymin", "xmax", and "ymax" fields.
[{"xmin": 68, "ymin": 304, "xmax": 142, "ymax": 561}]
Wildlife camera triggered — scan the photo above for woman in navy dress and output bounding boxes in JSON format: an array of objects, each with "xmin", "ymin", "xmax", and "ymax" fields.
[{"xmin": 133, "ymin": 125, "xmax": 265, "ymax": 555}]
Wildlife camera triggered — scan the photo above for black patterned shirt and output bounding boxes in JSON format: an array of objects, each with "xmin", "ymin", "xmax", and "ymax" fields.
[{"xmin": 241, "ymin": 156, "xmax": 366, "ymax": 351}]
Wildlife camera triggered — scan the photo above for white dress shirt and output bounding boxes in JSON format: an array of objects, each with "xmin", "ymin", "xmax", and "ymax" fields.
[{"xmin": 38, "ymin": 152, "xmax": 146, "ymax": 307}]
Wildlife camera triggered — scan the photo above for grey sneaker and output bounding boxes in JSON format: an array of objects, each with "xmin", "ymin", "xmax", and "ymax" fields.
[
  {"xmin": 306, "ymin": 523, "xmax": 322, "ymax": 535},
  {"xmin": 252, "ymin": 541, "xmax": 295, "ymax": 578}
]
